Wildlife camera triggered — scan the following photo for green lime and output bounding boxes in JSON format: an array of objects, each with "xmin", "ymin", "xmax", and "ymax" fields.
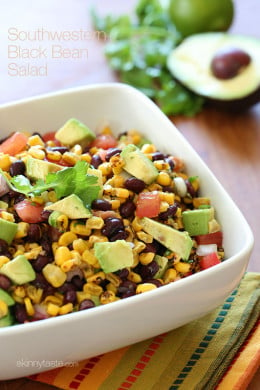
[{"xmin": 169, "ymin": 0, "xmax": 234, "ymax": 37}]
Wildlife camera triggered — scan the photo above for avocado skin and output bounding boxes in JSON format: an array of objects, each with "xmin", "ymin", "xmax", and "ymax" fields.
[{"xmin": 204, "ymin": 86, "xmax": 260, "ymax": 111}]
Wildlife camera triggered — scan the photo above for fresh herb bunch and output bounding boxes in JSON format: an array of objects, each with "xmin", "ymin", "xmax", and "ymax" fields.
[
  {"xmin": 91, "ymin": 0, "xmax": 204, "ymax": 116},
  {"xmin": 1, "ymin": 161, "xmax": 100, "ymax": 208}
]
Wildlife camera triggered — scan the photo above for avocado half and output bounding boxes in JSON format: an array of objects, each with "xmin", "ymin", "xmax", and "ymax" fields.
[{"xmin": 167, "ymin": 33, "xmax": 260, "ymax": 111}]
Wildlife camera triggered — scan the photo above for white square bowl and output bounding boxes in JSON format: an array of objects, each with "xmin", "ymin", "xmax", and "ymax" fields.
[{"xmin": 0, "ymin": 83, "xmax": 254, "ymax": 379}]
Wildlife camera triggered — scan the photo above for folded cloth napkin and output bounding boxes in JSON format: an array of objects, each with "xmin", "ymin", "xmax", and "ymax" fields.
[{"xmin": 29, "ymin": 272, "xmax": 260, "ymax": 390}]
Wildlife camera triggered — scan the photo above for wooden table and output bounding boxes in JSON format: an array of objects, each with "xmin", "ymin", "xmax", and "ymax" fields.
[{"xmin": 1, "ymin": 0, "xmax": 259, "ymax": 388}]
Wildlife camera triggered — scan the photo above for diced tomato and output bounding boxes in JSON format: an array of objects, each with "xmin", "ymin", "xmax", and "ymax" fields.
[
  {"xmin": 42, "ymin": 131, "xmax": 61, "ymax": 146},
  {"xmin": 0, "ymin": 132, "xmax": 28, "ymax": 156},
  {"xmin": 199, "ymin": 252, "xmax": 221, "ymax": 270},
  {"xmin": 97, "ymin": 149, "xmax": 108, "ymax": 162},
  {"xmin": 90, "ymin": 134, "xmax": 117, "ymax": 150},
  {"xmin": 45, "ymin": 157, "xmax": 71, "ymax": 167},
  {"xmin": 195, "ymin": 231, "xmax": 223, "ymax": 247},
  {"xmin": 136, "ymin": 192, "xmax": 161, "ymax": 218},
  {"xmin": 14, "ymin": 200, "xmax": 44, "ymax": 223}
]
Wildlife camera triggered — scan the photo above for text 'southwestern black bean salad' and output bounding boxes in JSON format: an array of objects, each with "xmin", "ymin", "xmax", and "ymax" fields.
[{"xmin": 0, "ymin": 119, "xmax": 224, "ymax": 327}]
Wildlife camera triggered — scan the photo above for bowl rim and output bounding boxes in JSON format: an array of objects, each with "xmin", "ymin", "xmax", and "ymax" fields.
[{"xmin": 0, "ymin": 82, "xmax": 254, "ymax": 337}]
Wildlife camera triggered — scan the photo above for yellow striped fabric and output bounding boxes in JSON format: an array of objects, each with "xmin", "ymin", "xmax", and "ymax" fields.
[{"xmin": 28, "ymin": 272, "xmax": 260, "ymax": 390}]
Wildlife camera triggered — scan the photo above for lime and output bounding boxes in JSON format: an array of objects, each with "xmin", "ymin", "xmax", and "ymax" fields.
[{"xmin": 169, "ymin": 0, "xmax": 234, "ymax": 37}]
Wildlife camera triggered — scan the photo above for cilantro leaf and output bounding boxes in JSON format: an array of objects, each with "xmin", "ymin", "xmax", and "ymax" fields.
[{"xmin": 6, "ymin": 161, "xmax": 100, "ymax": 208}]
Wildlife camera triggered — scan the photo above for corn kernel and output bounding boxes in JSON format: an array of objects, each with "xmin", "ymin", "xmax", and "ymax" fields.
[
  {"xmin": 100, "ymin": 291, "xmax": 118, "ymax": 304},
  {"xmin": 110, "ymin": 154, "xmax": 124, "ymax": 174},
  {"xmin": 193, "ymin": 197, "xmax": 211, "ymax": 208},
  {"xmin": 156, "ymin": 171, "xmax": 171, "ymax": 186},
  {"xmin": 59, "ymin": 303, "xmax": 73, "ymax": 315},
  {"xmin": 0, "ymin": 256, "xmax": 10, "ymax": 267},
  {"xmin": 28, "ymin": 147, "xmax": 45, "ymax": 160},
  {"xmin": 62, "ymin": 152, "xmax": 78, "ymax": 165},
  {"xmin": 0, "ymin": 211, "xmax": 15, "ymax": 222},
  {"xmin": 141, "ymin": 144, "xmax": 156, "ymax": 154},
  {"xmin": 174, "ymin": 262, "xmax": 191, "ymax": 274},
  {"xmin": 0, "ymin": 154, "xmax": 11, "ymax": 171},
  {"xmin": 128, "ymin": 271, "xmax": 142, "ymax": 284},
  {"xmin": 153, "ymin": 160, "xmax": 170, "ymax": 171},
  {"xmin": 76, "ymin": 291, "xmax": 92, "ymax": 303},
  {"xmin": 101, "ymin": 125, "xmax": 112, "ymax": 135},
  {"xmin": 163, "ymin": 268, "xmax": 177, "ymax": 283},
  {"xmin": 24, "ymin": 297, "xmax": 35, "ymax": 316},
  {"xmin": 112, "ymin": 175, "xmax": 125, "ymax": 188},
  {"xmin": 42, "ymin": 264, "xmax": 67, "ymax": 288},
  {"xmin": 47, "ymin": 303, "xmax": 60, "ymax": 316},
  {"xmin": 71, "ymin": 144, "xmax": 82, "ymax": 155},
  {"xmin": 13, "ymin": 286, "xmax": 26, "ymax": 298},
  {"xmin": 88, "ymin": 234, "xmax": 108, "ymax": 246},
  {"xmin": 0, "ymin": 300, "xmax": 8, "ymax": 318},
  {"xmin": 159, "ymin": 192, "xmax": 175, "ymax": 204},
  {"xmin": 82, "ymin": 249, "xmax": 99, "ymax": 266},
  {"xmin": 80, "ymin": 153, "xmax": 92, "ymax": 163},
  {"xmin": 136, "ymin": 231, "xmax": 153, "ymax": 243},
  {"xmin": 61, "ymin": 258, "xmax": 81, "ymax": 273},
  {"xmin": 83, "ymin": 282, "xmax": 103, "ymax": 296},
  {"xmin": 73, "ymin": 238, "xmax": 88, "ymax": 254},
  {"xmin": 133, "ymin": 240, "xmax": 146, "ymax": 254},
  {"xmin": 106, "ymin": 282, "xmax": 117, "ymax": 294},
  {"xmin": 48, "ymin": 191, "xmax": 58, "ymax": 203},
  {"xmin": 26, "ymin": 285, "xmax": 43, "ymax": 304},
  {"xmin": 139, "ymin": 252, "xmax": 155, "ymax": 265},
  {"xmin": 112, "ymin": 188, "xmax": 129, "ymax": 198},
  {"xmin": 98, "ymin": 162, "xmax": 112, "ymax": 176},
  {"xmin": 46, "ymin": 150, "xmax": 61, "ymax": 161},
  {"xmin": 159, "ymin": 201, "xmax": 170, "ymax": 213},
  {"xmin": 86, "ymin": 216, "xmax": 104, "ymax": 230},
  {"xmin": 58, "ymin": 231, "xmax": 77, "ymax": 246},
  {"xmin": 70, "ymin": 221, "xmax": 91, "ymax": 236},
  {"xmin": 136, "ymin": 283, "xmax": 157, "ymax": 294},
  {"xmin": 105, "ymin": 273, "xmax": 121, "ymax": 287},
  {"xmin": 87, "ymin": 271, "xmax": 106, "ymax": 284},
  {"xmin": 14, "ymin": 222, "xmax": 29, "ymax": 239},
  {"xmin": 24, "ymin": 246, "xmax": 43, "ymax": 260},
  {"xmin": 131, "ymin": 217, "xmax": 143, "ymax": 232},
  {"xmin": 28, "ymin": 134, "xmax": 45, "ymax": 147},
  {"xmin": 54, "ymin": 246, "xmax": 72, "ymax": 265},
  {"xmin": 110, "ymin": 199, "xmax": 121, "ymax": 210}
]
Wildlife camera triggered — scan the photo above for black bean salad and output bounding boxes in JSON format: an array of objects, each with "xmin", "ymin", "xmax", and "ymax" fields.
[{"xmin": 0, "ymin": 119, "xmax": 224, "ymax": 326}]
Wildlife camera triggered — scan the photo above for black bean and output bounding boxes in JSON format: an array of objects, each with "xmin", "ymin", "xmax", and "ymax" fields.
[
  {"xmin": 185, "ymin": 180, "xmax": 196, "ymax": 197},
  {"xmin": 141, "ymin": 242, "xmax": 158, "ymax": 254},
  {"xmin": 145, "ymin": 278, "xmax": 163, "ymax": 287},
  {"xmin": 0, "ymin": 274, "xmax": 11, "ymax": 290},
  {"xmin": 79, "ymin": 299, "xmax": 95, "ymax": 310},
  {"xmin": 71, "ymin": 275, "xmax": 85, "ymax": 290},
  {"xmin": 49, "ymin": 146, "xmax": 69, "ymax": 154},
  {"xmin": 32, "ymin": 255, "xmax": 52, "ymax": 272},
  {"xmin": 119, "ymin": 199, "xmax": 136, "ymax": 218},
  {"xmin": 101, "ymin": 217, "xmax": 125, "ymax": 237},
  {"xmin": 118, "ymin": 280, "xmax": 137, "ymax": 298},
  {"xmin": 91, "ymin": 154, "xmax": 102, "ymax": 168},
  {"xmin": 109, "ymin": 229, "xmax": 128, "ymax": 242},
  {"xmin": 41, "ymin": 209, "xmax": 52, "ymax": 221},
  {"xmin": 64, "ymin": 289, "xmax": 77, "ymax": 304},
  {"xmin": 159, "ymin": 203, "xmax": 178, "ymax": 220},
  {"xmin": 165, "ymin": 157, "xmax": 175, "ymax": 171},
  {"xmin": 9, "ymin": 160, "xmax": 26, "ymax": 176},
  {"xmin": 0, "ymin": 239, "xmax": 8, "ymax": 254},
  {"xmin": 138, "ymin": 260, "xmax": 159, "ymax": 280},
  {"xmin": 152, "ymin": 151, "xmax": 165, "ymax": 161},
  {"xmin": 58, "ymin": 282, "xmax": 76, "ymax": 294},
  {"xmin": 14, "ymin": 303, "xmax": 29, "ymax": 323},
  {"xmin": 27, "ymin": 224, "xmax": 41, "ymax": 242},
  {"xmin": 92, "ymin": 199, "xmax": 112, "ymax": 211},
  {"xmin": 124, "ymin": 177, "xmax": 146, "ymax": 193},
  {"xmin": 116, "ymin": 268, "xmax": 129, "ymax": 280},
  {"xmin": 105, "ymin": 148, "xmax": 121, "ymax": 161}
]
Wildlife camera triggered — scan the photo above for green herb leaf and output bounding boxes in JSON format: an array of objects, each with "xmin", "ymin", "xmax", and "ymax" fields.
[{"xmin": 7, "ymin": 161, "xmax": 100, "ymax": 208}]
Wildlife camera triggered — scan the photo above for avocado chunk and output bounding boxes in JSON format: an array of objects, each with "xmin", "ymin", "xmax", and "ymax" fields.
[
  {"xmin": 0, "ymin": 255, "xmax": 36, "ymax": 285},
  {"xmin": 45, "ymin": 194, "xmax": 91, "ymax": 219},
  {"xmin": 182, "ymin": 208, "xmax": 214, "ymax": 236},
  {"xmin": 94, "ymin": 240, "xmax": 134, "ymax": 273},
  {"xmin": 167, "ymin": 33, "xmax": 260, "ymax": 110},
  {"xmin": 154, "ymin": 255, "xmax": 169, "ymax": 279},
  {"xmin": 0, "ymin": 288, "xmax": 15, "ymax": 306},
  {"xmin": 55, "ymin": 118, "xmax": 96, "ymax": 147},
  {"xmin": 121, "ymin": 144, "xmax": 158, "ymax": 185},
  {"xmin": 139, "ymin": 217, "xmax": 192, "ymax": 260},
  {"xmin": 0, "ymin": 218, "xmax": 18, "ymax": 245},
  {"xmin": 0, "ymin": 310, "xmax": 14, "ymax": 327},
  {"xmin": 88, "ymin": 168, "xmax": 103, "ymax": 198},
  {"xmin": 26, "ymin": 156, "xmax": 61, "ymax": 181}
]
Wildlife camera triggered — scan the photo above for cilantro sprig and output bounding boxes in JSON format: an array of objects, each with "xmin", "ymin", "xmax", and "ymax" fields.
[
  {"xmin": 2, "ymin": 161, "xmax": 100, "ymax": 208},
  {"xmin": 91, "ymin": 0, "xmax": 204, "ymax": 116}
]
